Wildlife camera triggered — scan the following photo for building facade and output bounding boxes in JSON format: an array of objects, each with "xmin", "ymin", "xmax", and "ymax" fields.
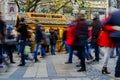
[{"xmin": 0, "ymin": 0, "xmax": 18, "ymax": 25}]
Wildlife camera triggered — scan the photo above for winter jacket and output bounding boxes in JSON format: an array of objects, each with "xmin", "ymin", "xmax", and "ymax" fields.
[
  {"xmin": 73, "ymin": 21, "xmax": 88, "ymax": 46},
  {"xmin": 17, "ymin": 22, "xmax": 27, "ymax": 40},
  {"xmin": 62, "ymin": 30, "xmax": 67, "ymax": 41},
  {"xmin": 0, "ymin": 19, "xmax": 5, "ymax": 37},
  {"xmin": 66, "ymin": 26, "xmax": 75, "ymax": 46},
  {"xmin": 35, "ymin": 24, "xmax": 43, "ymax": 43},
  {"xmin": 92, "ymin": 18, "xmax": 101, "ymax": 39},
  {"xmin": 50, "ymin": 31, "xmax": 58, "ymax": 45},
  {"xmin": 97, "ymin": 25, "xmax": 116, "ymax": 48},
  {"xmin": 66, "ymin": 20, "xmax": 88, "ymax": 46},
  {"xmin": 46, "ymin": 32, "xmax": 51, "ymax": 45}
]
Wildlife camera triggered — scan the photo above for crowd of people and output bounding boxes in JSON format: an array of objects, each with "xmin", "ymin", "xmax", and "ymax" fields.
[{"xmin": 0, "ymin": 10, "xmax": 120, "ymax": 78}]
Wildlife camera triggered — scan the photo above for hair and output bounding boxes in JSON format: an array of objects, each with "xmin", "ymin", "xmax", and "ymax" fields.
[
  {"xmin": 75, "ymin": 13, "xmax": 85, "ymax": 22},
  {"xmin": 21, "ymin": 17, "xmax": 25, "ymax": 22}
]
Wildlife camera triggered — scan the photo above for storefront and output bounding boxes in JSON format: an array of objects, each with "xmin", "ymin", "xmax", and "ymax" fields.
[{"xmin": 16, "ymin": 12, "xmax": 68, "ymax": 51}]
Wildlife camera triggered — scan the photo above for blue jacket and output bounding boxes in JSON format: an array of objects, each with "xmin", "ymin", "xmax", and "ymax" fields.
[{"xmin": 35, "ymin": 24, "xmax": 43, "ymax": 43}]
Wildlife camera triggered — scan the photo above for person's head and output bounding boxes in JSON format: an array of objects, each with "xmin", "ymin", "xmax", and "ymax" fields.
[
  {"xmin": 75, "ymin": 13, "xmax": 86, "ymax": 22},
  {"xmin": 92, "ymin": 12, "xmax": 99, "ymax": 19},
  {"xmin": 21, "ymin": 17, "xmax": 25, "ymax": 22}
]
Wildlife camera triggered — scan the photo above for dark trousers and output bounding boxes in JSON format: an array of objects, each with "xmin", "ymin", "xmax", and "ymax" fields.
[
  {"xmin": 91, "ymin": 39, "xmax": 100, "ymax": 61},
  {"xmin": 45, "ymin": 45, "xmax": 49, "ymax": 53},
  {"xmin": 115, "ymin": 47, "xmax": 120, "ymax": 74},
  {"xmin": 69, "ymin": 45, "xmax": 86, "ymax": 68},
  {"xmin": 0, "ymin": 44, "xmax": 3, "ymax": 64},
  {"xmin": 6, "ymin": 45, "xmax": 14, "ymax": 63},
  {"xmin": 19, "ymin": 41, "xmax": 26, "ymax": 65}
]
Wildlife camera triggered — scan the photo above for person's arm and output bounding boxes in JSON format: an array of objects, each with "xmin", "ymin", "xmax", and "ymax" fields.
[{"xmin": 112, "ymin": 26, "xmax": 120, "ymax": 31}]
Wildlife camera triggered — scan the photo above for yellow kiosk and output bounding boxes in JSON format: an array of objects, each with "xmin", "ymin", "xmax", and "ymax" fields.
[{"xmin": 16, "ymin": 12, "xmax": 68, "ymax": 51}]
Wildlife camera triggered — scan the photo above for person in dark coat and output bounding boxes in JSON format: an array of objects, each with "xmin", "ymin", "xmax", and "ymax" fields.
[
  {"xmin": 104, "ymin": 10, "xmax": 120, "ymax": 77},
  {"xmin": 0, "ymin": 12, "xmax": 6, "ymax": 64},
  {"xmin": 34, "ymin": 20, "xmax": 43, "ymax": 62},
  {"xmin": 17, "ymin": 17, "xmax": 28, "ymax": 66},
  {"xmin": 66, "ymin": 13, "xmax": 88, "ymax": 72},
  {"xmin": 97, "ymin": 10, "xmax": 120, "ymax": 75},
  {"xmin": 91, "ymin": 12, "xmax": 101, "ymax": 62},
  {"xmin": 58, "ymin": 27, "xmax": 69, "ymax": 53},
  {"xmin": 50, "ymin": 28, "xmax": 58, "ymax": 55}
]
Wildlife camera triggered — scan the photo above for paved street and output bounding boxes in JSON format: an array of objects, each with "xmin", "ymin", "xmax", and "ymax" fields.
[{"xmin": 0, "ymin": 52, "xmax": 119, "ymax": 80}]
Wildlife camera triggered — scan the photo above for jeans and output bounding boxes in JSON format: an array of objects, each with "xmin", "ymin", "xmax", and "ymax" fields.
[
  {"xmin": 59, "ymin": 41, "xmax": 69, "ymax": 52},
  {"xmin": 0, "ymin": 44, "xmax": 3, "ymax": 64},
  {"xmin": 68, "ymin": 45, "xmax": 85, "ymax": 68},
  {"xmin": 51, "ymin": 44, "xmax": 56, "ymax": 55},
  {"xmin": 5, "ymin": 45, "xmax": 14, "ymax": 63},
  {"xmin": 41, "ymin": 45, "xmax": 46, "ymax": 56},
  {"xmin": 84, "ymin": 44, "xmax": 90, "ymax": 58},
  {"xmin": 115, "ymin": 47, "xmax": 120, "ymax": 74},
  {"xmin": 34, "ymin": 43, "xmax": 41, "ymax": 59},
  {"xmin": 91, "ymin": 39, "xmax": 100, "ymax": 61},
  {"xmin": 101, "ymin": 47, "xmax": 113, "ymax": 67},
  {"xmin": 68, "ymin": 46, "xmax": 73, "ymax": 63},
  {"xmin": 19, "ymin": 40, "xmax": 26, "ymax": 65},
  {"xmin": 116, "ymin": 47, "xmax": 119, "ymax": 56}
]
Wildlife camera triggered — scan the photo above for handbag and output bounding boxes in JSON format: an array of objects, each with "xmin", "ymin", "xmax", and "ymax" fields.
[{"xmin": 110, "ymin": 31, "xmax": 120, "ymax": 43}]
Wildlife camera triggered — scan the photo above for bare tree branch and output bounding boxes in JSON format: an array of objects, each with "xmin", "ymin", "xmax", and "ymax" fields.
[
  {"xmin": 26, "ymin": 0, "xmax": 41, "ymax": 12},
  {"xmin": 54, "ymin": 0, "xmax": 71, "ymax": 13},
  {"xmin": 14, "ymin": 0, "xmax": 20, "ymax": 12}
]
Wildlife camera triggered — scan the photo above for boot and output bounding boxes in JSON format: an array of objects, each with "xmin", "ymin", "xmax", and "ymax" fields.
[
  {"xmin": 34, "ymin": 58, "xmax": 39, "ymax": 63},
  {"xmin": 115, "ymin": 73, "xmax": 120, "ymax": 77},
  {"xmin": 102, "ymin": 67, "xmax": 110, "ymax": 74},
  {"xmin": 77, "ymin": 67, "xmax": 86, "ymax": 72}
]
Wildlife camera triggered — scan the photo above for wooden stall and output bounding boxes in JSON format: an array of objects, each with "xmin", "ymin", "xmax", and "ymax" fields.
[{"xmin": 16, "ymin": 12, "xmax": 68, "ymax": 51}]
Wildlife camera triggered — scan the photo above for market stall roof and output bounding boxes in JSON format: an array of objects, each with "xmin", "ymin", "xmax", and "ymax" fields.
[{"xmin": 18, "ymin": 12, "xmax": 68, "ymax": 25}]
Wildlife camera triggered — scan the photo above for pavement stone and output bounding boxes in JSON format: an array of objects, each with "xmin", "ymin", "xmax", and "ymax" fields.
[{"xmin": 0, "ymin": 53, "xmax": 119, "ymax": 80}]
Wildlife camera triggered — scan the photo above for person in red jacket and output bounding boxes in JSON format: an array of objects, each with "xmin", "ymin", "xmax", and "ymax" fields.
[
  {"xmin": 97, "ymin": 15, "xmax": 120, "ymax": 74},
  {"xmin": 66, "ymin": 13, "xmax": 88, "ymax": 72}
]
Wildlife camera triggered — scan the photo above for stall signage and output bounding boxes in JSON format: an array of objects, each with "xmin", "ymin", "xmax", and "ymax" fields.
[{"xmin": 26, "ymin": 12, "xmax": 66, "ymax": 20}]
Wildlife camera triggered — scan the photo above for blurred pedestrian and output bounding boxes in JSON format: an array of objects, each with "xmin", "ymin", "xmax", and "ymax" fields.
[
  {"xmin": 97, "ymin": 11, "xmax": 120, "ymax": 74},
  {"xmin": 45, "ymin": 30, "xmax": 51, "ymax": 53},
  {"xmin": 66, "ymin": 13, "xmax": 89, "ymax": 72},
  {"xmin": 0, "ymin": 12, "xmax": 6, "ymax": 64},
  {"xmin": 17, "ymin": 17, "xmax": 28, "ymax": 66},
  {"xmin": 58, "ymin": 27, "xmax": 69, "ymax": 53},
  {"xmin": 4, "ymin": 24, "xmax": 17, "ymax": 63},
  {"xmin": 50, "ymin": 28, "xmax": 58, "ymax": 55},
  {"xmin": 34, "ymin": 20, "xmax": 43, "ymax": 62},
  {"xmin": 91, "ymin": 12, "xmax": 101, "ymax": 62}
]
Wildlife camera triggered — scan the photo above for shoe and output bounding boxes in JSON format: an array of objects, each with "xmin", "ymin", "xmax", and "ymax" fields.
[
  {"xmin": 10, "ymin": 62, "xmax": 16, "ymax": 64},
  {"xmin": 38, "ymin": 52, "xmax": 41, "ymax": 55},
  {"xmin": 18, "ymin": 64, "xmax": 25, "ymax": 66},
  {"xmin": 76, "ymin": 64, "xmax": 81, "ymax": 67},
  {"xmin": 93, "ymin": 59, "xmax": 99, "ymax": 62},
  {"xmin": 110, "ymin": 56, "xmax": 116, "ymax": 58},
  {"xmin": 77, "ymin": 67, "xmax": 86, "ymax": 72},
  {"xmin": 65, "ymin": 62, "xmax": 72, "ymax": 64},
  {"xmin": 35, "ymin": 58, "xmax": 39, "ymax": 63},
  {"xmin": 102, "ymin": 67, "xmax": 110, "ymax": 74},
  {"xmin": 115, "ymin": 73, "xmax": 120, "ymax": 77},
  {"xmin": 51, "ymin": 54, "xmax": 56, "ymax": 55}
]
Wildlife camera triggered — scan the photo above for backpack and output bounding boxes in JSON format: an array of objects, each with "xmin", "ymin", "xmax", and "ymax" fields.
[{"xmin": 5, "ymin": 28, "xmax": 17, "ymax": 45}]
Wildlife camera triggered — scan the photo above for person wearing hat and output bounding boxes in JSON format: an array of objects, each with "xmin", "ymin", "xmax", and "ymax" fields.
[{"xmin": 91, "ymin": 12, "xmax": 102, "ymax": 63}]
